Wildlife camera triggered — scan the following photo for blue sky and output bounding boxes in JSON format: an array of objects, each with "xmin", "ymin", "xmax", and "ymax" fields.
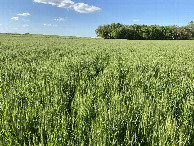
[{"xmin": 0, "ymin": 0, "xmax": 194, "ymax": 37}]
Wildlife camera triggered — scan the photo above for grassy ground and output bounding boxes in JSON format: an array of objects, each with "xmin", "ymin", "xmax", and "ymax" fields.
[{"xmin": 0, "ymin": 33, "xmax": 193, "ymax": 145}]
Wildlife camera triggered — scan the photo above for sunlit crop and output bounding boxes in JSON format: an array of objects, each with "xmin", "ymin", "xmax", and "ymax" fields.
[{"xmin": 0, "ymin": 34, "xmax": 193, "ymax": 145}]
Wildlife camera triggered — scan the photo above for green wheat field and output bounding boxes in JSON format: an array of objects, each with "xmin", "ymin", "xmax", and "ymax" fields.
[{"xmin": 0, "ymin": 33, "xmax": 193, "ymax": 145}]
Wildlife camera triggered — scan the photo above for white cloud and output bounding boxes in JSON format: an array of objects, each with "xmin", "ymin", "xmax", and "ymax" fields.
[
  {"xmin": 17, "ymin": 13, "xmax": 31, "ymax": 16},
  {"xmin": 133, "ymin": 19, "xmax": 140, "ymax": 22},
  {"xmin": 0, "ymin": 24, "xmax": 2, "ymax": 26},
  {"xmin": 54, "ymin": 18, "xmax": 65, "ymax": 21},
  {"xmin": 43, "ymin": 24, "xmax": 57, "ymax": 27},
  {"xmin": 11, "ymin": 17, "xmax": 19, "ymax": 20},
  {"xmin": 34, "ymin": 0, "xmax": 101, "ymax": 13},
  {"xmin": 54, "ymin": 18, "xmax": 64, "ymax": 21},
  {"xmin": 74, "ymin": 3, "xmax": 101, "ymax": 13},
  {"xmin": 43, "ymin": 24, "xmax": 52, "ymax": 26},
  {"xmin": 23, "ymin": 24, "xmax": 29, "ymax": 27},
  {"xmin": 58, "ymin": 0, "xmax": 75, "ymax": 8}
]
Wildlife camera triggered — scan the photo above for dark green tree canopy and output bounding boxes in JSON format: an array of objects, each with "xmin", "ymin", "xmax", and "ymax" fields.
[{"xmin": 96, "ymin": 22, "xmax": 194, "ymax": 40}]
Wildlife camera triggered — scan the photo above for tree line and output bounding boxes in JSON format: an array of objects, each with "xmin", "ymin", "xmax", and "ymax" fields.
[{"xmin": 95, "ymin": 21, "xmax": 194, "ymax": 40}]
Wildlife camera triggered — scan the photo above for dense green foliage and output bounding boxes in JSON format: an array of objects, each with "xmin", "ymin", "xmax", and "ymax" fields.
[
  {"xmin": 0, "ymin": 33, "xmax": 193, "ymax": 145},
  {"xmin": 96, "ymin": 22, "xmax": 194, "ymax": 40}
]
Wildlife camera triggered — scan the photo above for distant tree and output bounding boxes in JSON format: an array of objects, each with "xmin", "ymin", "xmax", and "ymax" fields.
[
  {"xmin": 139, "ymin": 24, "xmax": 150, "ymax": 40},
  {"xmin": 113, "ymin": 26, "xmax": 128, "ymax": 39},
  {"xmin": 188, "ymin": 21, "xmax": 194, "ymax": 38},
  {"xmin": 177, "ymin": 26, "xmax": 193, "ymax": 40},
  {"xmin": 96, "ymin": 22, "xmax": 194, "ymax": 40},
  {"xmin": 110, "ymin": 23, "xmax": 124, "ymax": 38},
  {"xmin": 95, "ymin": 25, "xmax": 112, "ymax": 39}
]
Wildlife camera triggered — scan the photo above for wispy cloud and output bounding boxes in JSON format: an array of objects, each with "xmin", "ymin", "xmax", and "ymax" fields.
[
  {"xmin": 54, "ymin": 18, "xmax": 65, "ymax": 21},
  {"xmin": 0, "ymin": 24, "xmax": 2, "ymax": 26},
  {"xmin": 43, "ymin": 24, "xmax": 57, "ymax": 27},
  {"xmin": 133, "ymin": 19, "xmax": 140, "ymax": 22},
  {"xmin": 34, "ymin": 0, "xmax": 101, "ymax": 13},
  {"xmin": 43, "ymin": 24, "xmax": 52, "ymax": 26},
  {"xmin": 11, "ymin": 17, "xmax": 19, "ymax": 20},
  {"xmin": 23, "ymin": 24, "xmax": 29, "ymax": 27},
  {"xmin": 17, "ymin": 13, "xmax": 31, "ymax": 16},
  {"xmin": 73, "ymin": 3, "xmax": 101, "ymax": 13}
]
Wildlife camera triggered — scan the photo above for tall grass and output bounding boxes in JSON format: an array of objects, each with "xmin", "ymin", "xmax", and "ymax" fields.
[{"xmin": 0, "ymin": 34, "xmax": 193, "ymax": 145}]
